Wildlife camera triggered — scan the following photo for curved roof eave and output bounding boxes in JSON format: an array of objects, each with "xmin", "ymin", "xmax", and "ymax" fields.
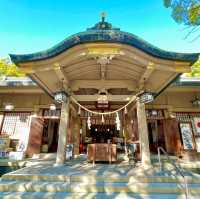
[{"xmin": 10, "ymin": 30, "xmax": 199, "ymax": 64}]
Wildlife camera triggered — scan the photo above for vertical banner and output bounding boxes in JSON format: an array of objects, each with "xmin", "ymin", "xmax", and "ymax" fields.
[
  {"xmin": 195, "ymin": 137, "xmax": 200, "ymax": 152},
  {"xmin": 179, "ymin": 123, "xmax": 194, "ymax": 150},
  {"xmin": 193, "ymin": 117, "xmax": 200, "ymax": 135}
]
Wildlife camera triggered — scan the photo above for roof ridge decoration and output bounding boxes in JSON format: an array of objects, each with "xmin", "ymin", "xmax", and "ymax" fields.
[
  {"xmin": 87, "ymin": 12, "xmax": 120, "ymax": 31},
  {"xmin": 10, "ymin": 16, "xmax": 199, "ymax": 64}
]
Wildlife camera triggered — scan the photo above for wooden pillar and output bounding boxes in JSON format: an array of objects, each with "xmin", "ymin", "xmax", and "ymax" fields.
[
  {"xmin": 55, "ymin": 99, "xmax": 70, "ymax": 166},
  {"xmin": 73, "ymin": 116, "xmax": 80, "ymax": 157},
  {"xmin": 136, "ymin": 99, "xmax": 151, "ymax": 167}
]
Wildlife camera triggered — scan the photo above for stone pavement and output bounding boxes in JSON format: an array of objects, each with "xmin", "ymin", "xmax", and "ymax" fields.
[{"xmin": 0, "ymin": 155, "xmax": 200, "ymax": 198}]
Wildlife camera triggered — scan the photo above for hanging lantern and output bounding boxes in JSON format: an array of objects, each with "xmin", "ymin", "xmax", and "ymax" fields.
[
  {"xmin": 191, "ymin": 96, "xmax": 200, "ymax": 107},
  {"xmin": 49, "ymin": 104, "xmax": 56, "ymax": 111},
  {"xmin": 54, "ymin": 91, "xmax": 68, "ymax": 103},
  {"xmin": 97, "ymin": 90, "xmax": 109, "ymax": 108},
  {"xmin": 139, "ymin": 92, "xmax": 154, "ymax": 104},
  {"xmin": 4, "ymin": 103, "xmax": 14, "ymax": 111}
]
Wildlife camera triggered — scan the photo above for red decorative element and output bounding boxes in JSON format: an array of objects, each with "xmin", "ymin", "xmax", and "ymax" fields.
[
  {"xmin": 197, "ymin": 122, "xmax": 200, "ymax": 128},
  {"xmin": 79, "ymin": 143, "xmax": 84, "ymax": 153}
]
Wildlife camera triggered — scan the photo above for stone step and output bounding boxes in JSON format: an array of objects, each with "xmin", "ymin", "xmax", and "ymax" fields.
[
  {"xmin": 31, "ymin": 153, "xmax": 56, "ymax": 160},
  {"xmin": 0, "ymin": 180, "xmax": 199, "ymax": 194},
  {"xmin": 2, "ymin": 174, "xmax": 200, "ymax": 184},
  {"xmin": 0, "ymin": 180, "xmax": 70, "ymax": 192},
  {"xmin": 70, "ymin": 182, "xmax": 200, "ymax": 194},
  {"xmin": 0, "ymin": 192, "xmax": 199, "ymax": 199}
]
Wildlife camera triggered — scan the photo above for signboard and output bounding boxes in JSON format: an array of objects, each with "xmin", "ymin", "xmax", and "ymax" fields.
[
  {"xmin": 66, "ymin": 144, "xmax": 73, "ymax": 160},
  {"xmin": 193, "ymin": 117, "xmax": 200, "ymax": 135},
  {"xmin": 179, "ymin": 123, "xmax": 194, "ymax": 150},
  {"xmin": 195, "ymin": 137, "xmax": 200, "ymax": 153},
  {"xmin": 9, "ymin": 151, "xmax": 24, "ymax": 160}
]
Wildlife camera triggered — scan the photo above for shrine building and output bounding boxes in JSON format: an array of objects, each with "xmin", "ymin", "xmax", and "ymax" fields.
[{"xmin": 0, "ymin": 16, "xmax": 200, "ymax": 167}]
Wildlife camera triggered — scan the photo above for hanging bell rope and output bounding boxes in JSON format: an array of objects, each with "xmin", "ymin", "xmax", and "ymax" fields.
[{"xmin": 70, "ymin": 93, "xmax": 138, "ymax": 115}]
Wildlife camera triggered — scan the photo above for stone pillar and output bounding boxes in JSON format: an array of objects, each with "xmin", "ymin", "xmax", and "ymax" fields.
[
  {"xmin": 55, "ymin": 99, "xmax": 70, "ymax": 166},
  {"xmin": 136, "ymin": 99, "xmax": 151, "ymax": 167}
]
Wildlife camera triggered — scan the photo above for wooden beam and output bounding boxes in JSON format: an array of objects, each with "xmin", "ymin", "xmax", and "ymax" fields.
[
  {"xmin": 70, "ymin": 80, "xmax": 136, "ymax": 91},
  {"xmin": 138, "ymin": 62, "xmax": 155, "ymax": 89},
  {"xmin": 54, "ymin": 63, "xmax": 69, "ymax": 90},
  {"xmin": 123, "ymin": 50, "xmax": 190, "ymax": 73},
  {"xmin": 73, "ymin": 95, "xmax": 133, "ymax": 102},
  {"xmin": 30, "ymin": 73, "xmax": 54, "ymax": 96},
  {"xmin": 0, "ymin": 87, "xmax": 43, "ymax": 94}
]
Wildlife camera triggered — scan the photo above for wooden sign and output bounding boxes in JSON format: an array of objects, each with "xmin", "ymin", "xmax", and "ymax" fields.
[
  {"xmin": 193, "ymin": 117, "xmax": 200, "ymax": 135},
  {"xmin": 195, "ymin": 137, "xmax": 200, "ymax": 152},
  {"xmin": 179, "ymin": 123, "xmax": 194, "ymax": 150}
]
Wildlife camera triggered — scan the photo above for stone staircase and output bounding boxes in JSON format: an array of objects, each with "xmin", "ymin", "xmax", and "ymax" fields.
[
  {"xmin": 0, "ymin": 153, "xmax": 200, "ymax": 199},
  {"xmin": 31, "ymin": 153, "xmax": 57, "ymax": 160},
  {"xmin": 0, "ymin": 167, "xmax": 200, "ymax": 199}
]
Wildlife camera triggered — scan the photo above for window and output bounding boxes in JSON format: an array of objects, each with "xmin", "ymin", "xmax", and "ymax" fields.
[
  {"xmin": 175, "ymin": 112, "xmax": 200, "ymax": 136},
  {"xmin": 0, "ymin": 112, "xmax": 31, "ymax": 136},
  {"xmin": 42, "ymin": 109, "xmax": 61, "ymax": 118}
]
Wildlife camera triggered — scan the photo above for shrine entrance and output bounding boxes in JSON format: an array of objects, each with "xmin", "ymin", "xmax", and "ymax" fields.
[
  {"xmin": 90, "ymin": 124, "xmax": 117, "ymax": 143},
  {"xmin": 41, "ymin": 119, "xmax": 59, "ymax": 153},
  {"xmin": 10, "ymin": 16, "xmax": 197, "ymax": 167},
  {"xmin": 147, "ymin": 120, "xmax": 166, "ymax": 153}
]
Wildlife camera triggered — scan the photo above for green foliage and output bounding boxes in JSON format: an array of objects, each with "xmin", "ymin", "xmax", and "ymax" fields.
[
  {"xmin": 186, "ymin": 56, "xmax": 200, "ymax": 77},
  {"xmin": 0, "ymin": 58, "xmax": 24, "ymax": 79},
  {"xmin": 163, "ymin": 0, "xmax": 200, "ymax": 26}
]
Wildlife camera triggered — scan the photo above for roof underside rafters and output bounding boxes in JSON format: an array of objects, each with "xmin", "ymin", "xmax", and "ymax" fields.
[{"xmin": 9, "ymin": 20, "xmax": 199, "ymax": 100}]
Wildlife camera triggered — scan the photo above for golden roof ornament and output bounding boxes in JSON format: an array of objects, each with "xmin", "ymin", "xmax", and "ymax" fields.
[
  {"xmin": 87, "ymin": 12, "xmax": 120, "ymax": 31},
  {"xmin": 101, "ymin": 12, "xmax": 107, "ymax": 23}
]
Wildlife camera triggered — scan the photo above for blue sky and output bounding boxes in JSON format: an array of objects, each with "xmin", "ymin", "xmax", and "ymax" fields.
[{"xmin": 0, "ymin": 0, "xmax": 200, "ymax": 58}]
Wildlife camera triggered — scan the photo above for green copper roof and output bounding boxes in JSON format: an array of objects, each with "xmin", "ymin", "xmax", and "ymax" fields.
[
  {"xmin": 10, "ymin": 20, "xmax": 199, "ymax": 64},
  {"xmin": 172, "ymin": 76, "xmax": 200, "ymax": 87}
]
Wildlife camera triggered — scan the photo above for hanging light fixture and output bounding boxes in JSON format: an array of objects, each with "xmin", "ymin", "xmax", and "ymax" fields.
[
  {"xmin": 49, "ymin": 104, "xmax": 56, "ymax": 111},
  {"xmin": 139, "ymin": 92, "xmax": 154, "ymax": 104},
  {"xmin": 54, "ymin": 79, "xmax": 68, "ymax": 103},
  {"xmin": 54, "ymin": 91, "xmax": 68, "ymax": 103},
  {"xmin": 4, "ymin": 103, "xmax": 14, "ymax": 111},
  {"xmin": 97, "ymin": 89, "xmax": 109, "ymax": 108},
  {"xmin": 191, "ymin": 96, "xmax": 200, "ymax": 107}
]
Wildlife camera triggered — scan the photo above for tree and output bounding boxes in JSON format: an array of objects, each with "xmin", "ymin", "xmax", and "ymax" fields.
[
  {"xmin": 185, "ymin": 56, "xmax": 200, "ymax": 77},
  {"xmin": 164, "ymin": 0, "xmax": 200, "ymax": 25},
  {"xmin": 190, "ymin": 58, "xmax": 200, "ymax": 77},
  {"xmin": 164, "ymin": 0, "xmax": 200, "ymax": 40},
  {"xmin": 0, "ymin": 58, "xmax": 24, "ymax": 79}
]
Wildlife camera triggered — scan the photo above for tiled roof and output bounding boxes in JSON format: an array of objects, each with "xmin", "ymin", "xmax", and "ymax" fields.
[
  {"xmin": 10, "ymin": 20, "xmax": 199, "ymax": 64},
  {"xmin": 172, "ymin": 76, "xmax": 200, "ymax": 87},
  {"xmin": 0, "ymin": 77, "xmax": 36, "ymax": 86}
]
